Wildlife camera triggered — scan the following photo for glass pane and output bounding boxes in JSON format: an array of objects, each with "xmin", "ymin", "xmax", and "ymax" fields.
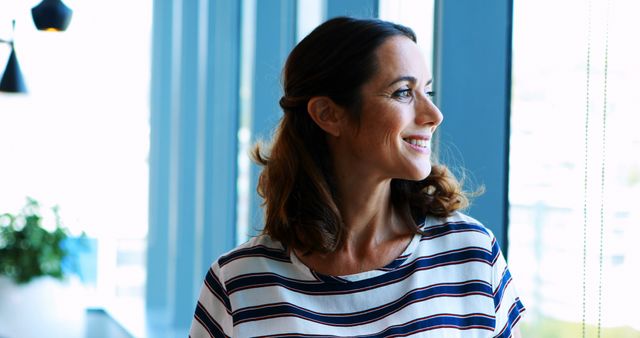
[
  {"xmin": 0, "ymin": 0, "xmax": 151, "ymax": 316},
  {"xmin": 236, "ymin": 0, "xmax": 256, "ymax": 244},
  {"xmin": 508, "ymin": 0, "xmax": 640, "ymax": 336},
  {"xmin": 379, "ymin": 0, "xmax": 435, "ymax": 70},
  {"xmin": 297, "ymin": 0, "xmax": 326, "ymax": 42}
]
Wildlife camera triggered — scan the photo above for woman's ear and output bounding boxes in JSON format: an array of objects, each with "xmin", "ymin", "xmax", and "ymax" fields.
[{"xmin": 307, "ymin": 96, "xmax": 345, "ymax": 137}]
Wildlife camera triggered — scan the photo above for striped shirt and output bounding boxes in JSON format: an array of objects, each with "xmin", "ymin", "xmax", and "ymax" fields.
[{"xmin": 190, "ymin": 212, "xmax": 525, "ymax": 337}]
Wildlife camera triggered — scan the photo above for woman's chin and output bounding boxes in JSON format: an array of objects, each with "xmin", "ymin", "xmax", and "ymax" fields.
[{"xmin": 403, "ymin": 167, "xmax": 432, "ymax": 182}]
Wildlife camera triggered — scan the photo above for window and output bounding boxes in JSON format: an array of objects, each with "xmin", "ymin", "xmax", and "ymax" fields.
[
  {"xmin": 379, "ymin": 0, "xmax": 435, "ymax": 70},
  {"xmin": 508, "ymin": 0, "xmax": 640, "ymax": 335},
  {"xmin": 0, "ymin": 0, "xmax": 151, "ymax": 314}
]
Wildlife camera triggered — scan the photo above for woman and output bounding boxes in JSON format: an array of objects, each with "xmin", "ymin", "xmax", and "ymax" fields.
[{"xmin": 190, "ymin": 17, "xmax": 524, "ymax": 337}]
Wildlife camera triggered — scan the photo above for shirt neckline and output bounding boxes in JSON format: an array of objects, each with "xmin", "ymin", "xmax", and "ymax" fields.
[{"xmin": 289, "ymin": 229, "xmax": 424, "ymax": 283}]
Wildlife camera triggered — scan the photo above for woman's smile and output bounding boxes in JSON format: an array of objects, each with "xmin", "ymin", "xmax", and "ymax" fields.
[{"xmin": 402, "ymin": 136, "xmax": 431, "ymax": 154}]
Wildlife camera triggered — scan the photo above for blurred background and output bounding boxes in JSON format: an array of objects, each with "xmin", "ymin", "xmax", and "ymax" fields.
[{"xmin": 0, "ymin": 0, "xmax": 637, "ymax": 337}]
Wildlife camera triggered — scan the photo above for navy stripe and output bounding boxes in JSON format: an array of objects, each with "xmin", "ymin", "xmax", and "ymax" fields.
[
  {"xmin": 232, "ymin": 280, "xmax": 493, "ymax": 326},
  {"xmin": 262, "ymin": 334, "xmax": 338, "ymax": 338},
  {"xmin": 218, "ymin": 244, "xmax": 290, "ymax": 267},
  {"xmin": 493, "ymin": 267, "xmax": 512, "ymax": 311},
  {"xmin": 379, "ymin": 253, "xmax": 412, "ymax": 270},
  {"xmin": 421, "ymin": 221, "xmax": 490, "ymax": 240},
  {"xmin": 312, "ymin": 271, "xmax": 349, "ymax": 284},
  {"xmin": 391, "ymin": 244, "xmax": 492, "ymax": 272},
  {"xmin": 360, "ymin": 313, "xmax": 495, "ymax": 338},
  {"xmin": 226, "ymin": 246, "xmax": 492, "ymax": 294},
  {"xmin": 194, "ymin": 302, "xmax": 230, "ymax": 338},
  {"xmin": 226, "ymin": 246, "xmax": 493, "ymax": 295},
  {"xmin": 494, "ymin": 298, "xmax": 525, "ymax": 338},
  {"xmin": 254, "ymin": 313, "xmax": 495, "ymax": 338},
  {"xmin": 490, "ymin": 238, "xmax": 500, "ymax": 266},
  {"xmin": 205, "ymin": 268, "xmax": 231, "ymax": 313},
  {"xmin": 260, "ymin": 313, "xmax": 495, "ymax": 338}
]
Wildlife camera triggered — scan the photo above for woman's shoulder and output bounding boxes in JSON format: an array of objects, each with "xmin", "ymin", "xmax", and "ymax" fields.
[
  {"xmin": 419, "ymin": 211, "xmax": 497, "ymax": 248},
  {"xmin": 216, "ymin": 234, "xmax": 286, "ymax": 266},
  {"xmin": 209, "ymin": 234, "xmax": 292, "ymax": 279}
]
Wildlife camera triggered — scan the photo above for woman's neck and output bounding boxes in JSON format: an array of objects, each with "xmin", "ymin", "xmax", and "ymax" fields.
[
  {"xmin": 294, "ymin": 171, "xmax": 413, "ymax": 276},
  {"xmin": 335, "ymin": 175, "xmax": 397, "ymax": 249}
]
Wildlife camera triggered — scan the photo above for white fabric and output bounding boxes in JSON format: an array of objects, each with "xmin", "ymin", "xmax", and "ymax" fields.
[{"xmin": 190, "ymin": 212, "xmax": 525, "ymax": 337}]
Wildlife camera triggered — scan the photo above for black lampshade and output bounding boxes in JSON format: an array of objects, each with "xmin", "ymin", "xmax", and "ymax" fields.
[
  {"xmin": 0, "ymin": 47, "xmax": 27, "ymax": 93},
  {"xmin": 31, "ymin": 0, "xmax": 73, "ymax": 32}
]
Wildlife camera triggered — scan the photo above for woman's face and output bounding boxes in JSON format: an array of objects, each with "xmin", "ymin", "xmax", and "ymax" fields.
[{"xmin": 336, "ymin": 36, "xmax": 443, "ymax": 182}]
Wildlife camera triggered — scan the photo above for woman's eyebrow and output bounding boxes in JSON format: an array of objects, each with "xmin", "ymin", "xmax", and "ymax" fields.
[{"xmin": 386, "ymin": 76, "xmax": 433, "ymax": 87}]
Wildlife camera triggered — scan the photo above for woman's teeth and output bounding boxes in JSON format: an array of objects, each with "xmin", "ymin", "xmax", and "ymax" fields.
[{"xmin": 404, "ymin": 138, "xmax": 428, "ymax": 148}]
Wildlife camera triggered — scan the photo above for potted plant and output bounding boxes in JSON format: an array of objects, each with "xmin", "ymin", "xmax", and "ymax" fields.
[
  {"xmin": 0, "ymin": 198, "xmax": 88, "ymax": 338},
  {"xmin": 0, "ymin": 198, "xmax": 73, "ymax": 284}
]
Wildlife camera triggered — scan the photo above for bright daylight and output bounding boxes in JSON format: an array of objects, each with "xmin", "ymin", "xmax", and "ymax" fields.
[{"xmin": 0, "ymin": 0, "xmax": 637, "ymax": 337}]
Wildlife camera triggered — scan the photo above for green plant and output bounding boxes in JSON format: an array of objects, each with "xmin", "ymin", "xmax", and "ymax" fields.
[{"xmin": 0, "ymin": 198, "xmax": 75, "ymax": 284}]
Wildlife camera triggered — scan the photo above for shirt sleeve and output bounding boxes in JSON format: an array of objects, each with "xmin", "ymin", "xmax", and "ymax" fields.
[
  {"xmin": 490, "ymin": 235, "xmax": 526, "ymax": 338},
  {"xmin": 189, "ymin": 263, "xmax": 233, "ymax": 338}
]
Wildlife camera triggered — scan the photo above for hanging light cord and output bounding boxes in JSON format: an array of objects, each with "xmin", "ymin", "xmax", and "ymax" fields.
[
  {"xmin": 581, "ymin": 0, "xmax": 592, "ymax": 336},
  {"xmin": 582, "ymin": 0, "xmax": 610, "ymax": 337},
  {"xmin": 0, "ymin": 20, "xmax": 16, "ymax": 46},
  {"xmin": 596, "ymin": 0, "xmax": 610, "ymax": 336}
]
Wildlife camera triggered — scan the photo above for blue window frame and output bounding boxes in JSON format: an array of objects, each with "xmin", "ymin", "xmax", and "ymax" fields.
[{"xmin": 146, "ymin": 1, "xmax": 513, "ymax": 335}]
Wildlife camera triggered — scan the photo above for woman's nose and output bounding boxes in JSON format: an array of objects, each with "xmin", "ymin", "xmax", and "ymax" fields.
[{"xmin": 416, "ymin": 94, "xmax": 443, "ymax": 128}]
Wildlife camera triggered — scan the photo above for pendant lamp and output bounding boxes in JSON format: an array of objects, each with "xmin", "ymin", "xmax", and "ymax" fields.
[
  {"xmin": 0, "ymin": 45, "xmax": 27, "ymax": 93},
  {"xmin": 31, "ymin": 0, "xmax": 73, "ymax": 32},
  {"xmin": 0, "ymin": 0, "xmax": 73, "ymax": 93},
  {"xmin": 0, "ymin": 21, "xmax": 27, "ymax": 93}
]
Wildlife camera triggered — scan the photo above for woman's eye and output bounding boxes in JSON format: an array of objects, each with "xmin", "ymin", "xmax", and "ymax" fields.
[
  {"xmin": 392, "ymin": 88, "xmax": 413, "ymax": 100},
  {"xmin": 426, "ymin": 90, "xmax": 436, "ymax": 99}
]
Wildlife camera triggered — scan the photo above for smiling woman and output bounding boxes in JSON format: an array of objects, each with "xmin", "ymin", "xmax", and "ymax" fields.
[{"xmin": 189, "ymin": 17, "xmax": 524, "ymax": 337}]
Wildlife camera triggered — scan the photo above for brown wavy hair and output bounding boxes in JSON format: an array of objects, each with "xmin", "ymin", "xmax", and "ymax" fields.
[{"xmin": 253, "ymin": 17, "xmax": 469, "ymax": 254}]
